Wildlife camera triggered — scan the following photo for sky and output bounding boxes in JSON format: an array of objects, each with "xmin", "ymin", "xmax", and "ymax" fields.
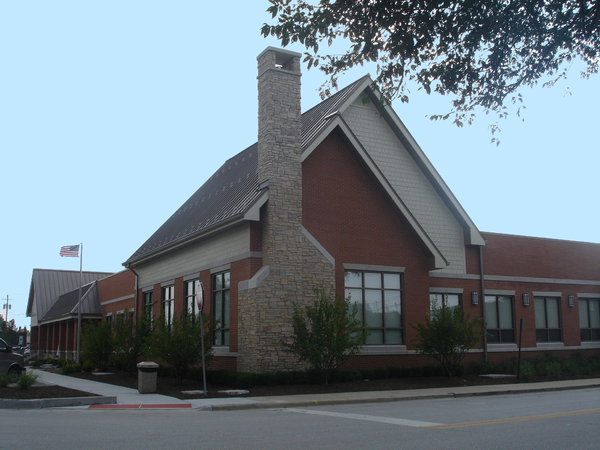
[{"xmin": 1, "ymin": 2, "xmax": 598, "ymax": 331}]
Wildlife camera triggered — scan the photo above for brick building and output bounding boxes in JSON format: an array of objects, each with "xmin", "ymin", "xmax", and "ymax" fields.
[{"xmin": 29, "ymin": 47, "xmax": 600, "ymax": 369}]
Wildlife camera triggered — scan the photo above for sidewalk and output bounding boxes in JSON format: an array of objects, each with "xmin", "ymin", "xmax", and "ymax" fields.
[{"xmin": 5, "ymin": 369, "xmax": 600, "ymax": 411}]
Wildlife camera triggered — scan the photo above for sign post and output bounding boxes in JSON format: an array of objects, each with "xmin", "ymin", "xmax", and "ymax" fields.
[{"xmin": 195, "ymin": 281, "xmax": 207, "ymax": 396}]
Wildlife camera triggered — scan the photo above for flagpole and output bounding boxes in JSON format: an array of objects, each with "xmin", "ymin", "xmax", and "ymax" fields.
[{"xmin": 76, "ymin": 243, "xmax": 83, "ymax": 363}]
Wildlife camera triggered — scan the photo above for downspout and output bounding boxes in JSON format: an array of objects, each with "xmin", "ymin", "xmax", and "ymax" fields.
[
  {"xmin": 127, "ymin": 267, "xmax": 139, "ymax": 325},
  {"xmin": 479, "ymin": 245, "xmax": 488, "ymax": 363}
]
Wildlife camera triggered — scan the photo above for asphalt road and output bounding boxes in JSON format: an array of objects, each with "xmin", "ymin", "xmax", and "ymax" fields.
[{"xmin": 3, "ymin": 388, "xmax": 599, "ymax": 449}]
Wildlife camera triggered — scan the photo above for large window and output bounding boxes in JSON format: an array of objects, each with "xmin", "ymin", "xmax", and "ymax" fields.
[
  {"xmin": 345, "ymin": 271, "xmax": 402, "ymax": 345},
  {"xmin": 535, "ymin": 296, "xmax": 562, "ymax": 342},
  {"xmin": 185, "ymin": 280, "xmax": 201, "ymax": 324},
  {"xmin": 429, "ymin": 293, "xmax": 460, "ymax": 311},
  {"xmin": 213, "ymin": 272, "xmax": 230, "ymax": 346},
  {"xmin": 143, "ymin": 291, "xmax": 153, "ymax": 319},
  {"xmin": 580, "ymin": 298, "xmax": 600, "ymax": 341},
  {"xmin": 162, "ymin": 285, "xmax": 175, "ymax": 330},
  {"xmin": 484, "ymin": 295, "xmax": 514, "ymax": 343}
]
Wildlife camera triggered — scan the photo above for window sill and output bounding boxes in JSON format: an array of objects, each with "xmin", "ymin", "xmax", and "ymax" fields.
[
  {"xmin": 535, "ymin": 342, "xmax": 565, "ymax": 350},
  {"xmin": 487, "ymin": 343, "xmax": 518, "ymax": 352},
  {"xmin": 359, "ymin": 345, "xmax": 407, "ymax": 355},
  {"xmin": 212, "ymin": 346, "xmax": 237, "ymax": 357},
  {"xmin": 580, "ymin": 341, "xmax": 600, "ymax": 349}
]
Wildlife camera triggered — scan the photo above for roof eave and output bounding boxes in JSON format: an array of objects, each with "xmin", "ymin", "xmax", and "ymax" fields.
[
  {"xmin": 124, "ymin": 190, "xmax": 268, "ymax": 268},
  {"xmin": 363, "ymin": 86, "xmax": 486, "ymax": 247}
]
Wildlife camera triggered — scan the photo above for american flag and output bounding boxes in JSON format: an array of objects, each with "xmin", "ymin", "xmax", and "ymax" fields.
[{"xmin": 60, "ymin": 245, "xmax": 80, "ymax": 257}]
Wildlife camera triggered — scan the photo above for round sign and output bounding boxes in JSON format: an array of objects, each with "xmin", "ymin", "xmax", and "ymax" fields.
[{"xmin": 195, "ymin": 281, "xmax": 204, "ymax": 312}]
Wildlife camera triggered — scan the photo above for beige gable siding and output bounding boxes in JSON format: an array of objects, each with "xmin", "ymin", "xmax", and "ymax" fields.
[
  {"xmin": 137, "ymin": 225, "xmax": 252, "ymax": 287},
  {"xmin": 342, "ymin": 98, "xmax": 466, "ymax": 273}
]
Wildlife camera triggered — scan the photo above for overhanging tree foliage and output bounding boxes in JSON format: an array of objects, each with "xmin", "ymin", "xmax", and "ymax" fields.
[
  {"xmin": 284, "ymin": 287, "xmax": 367, "ymax": 384},
  {"xmin": 263, "ymin": 0, "xmax": 599, "ymax": 137}
]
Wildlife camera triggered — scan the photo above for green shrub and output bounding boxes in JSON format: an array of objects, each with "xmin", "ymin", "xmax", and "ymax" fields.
[
  {"xmin": 0, "ymin": 374, "xmax": 11, "ymax": 387},
  {"xmin": 82, "ymin": 360, "xmax": 95, "ymax": 372},
  {"xmin": 284, "ymin": 287, "xmax": 367, "ymax": 385},
  {"xmin": 16, "ymin": 372, "xmax": 38, "ymax": 390},
  {"xmin": 563, "ymin": 360, "xmax": 579, "ymax": 376},
  {"xmin": 61, "ymin": 363, "xmax": 82, "ymax": 375},
  {"xmin": 519, "ymin": 361, "xmax": 535, "ymax": 380},
  {"xmin": 150, "ymin": 312, "xmax": 214, "ymax": 385},
  {"xmin": 82, "ymin": 321, "xmax": 115, "ymax": 371},
  {"xmin": 360, "ymin": 369, "xmax": 375, "ymax": 380},
  {"xmin": 29, "ymin": 360, "xmax": 43, "ymax": 368},
  {"xmin": 411, "ymin": 303, "xmax": 485, "ymax": 377},
  {"xmin": 373, "ymin": 368, "xmax": 390, "ymax": 379}
]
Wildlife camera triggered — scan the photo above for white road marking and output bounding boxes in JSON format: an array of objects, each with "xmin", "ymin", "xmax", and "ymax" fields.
[{"xmin": 281, "ymin": 408, "xmax": 442, "ymax": 428}]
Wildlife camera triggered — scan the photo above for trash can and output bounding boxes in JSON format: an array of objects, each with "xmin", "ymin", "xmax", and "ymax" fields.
[{"xmin": 137, "ymin": 361, "xmax": 159, "ymax": 394}]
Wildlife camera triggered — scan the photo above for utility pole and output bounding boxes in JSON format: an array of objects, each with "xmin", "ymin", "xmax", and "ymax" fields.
[{"xmin": 2, "ymin": 295, "xmax": 11, "ymax": 323}]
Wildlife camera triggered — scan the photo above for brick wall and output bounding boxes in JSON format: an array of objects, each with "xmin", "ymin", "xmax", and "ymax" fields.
[{"xmin": 303, "ymin": 129, "xmax": 431, "ymax": 350}]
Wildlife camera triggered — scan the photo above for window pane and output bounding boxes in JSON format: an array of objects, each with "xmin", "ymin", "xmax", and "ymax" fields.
[
  {"xmin": 590, "ymin": 300, "xmax": 600, "ymax": 329},
  {"xmin": 579, "ymin": 299, "xmax": 589, "ymax": 328},
  {"xmin": 385, "ymin": 330, "xmax": 402, "ymax": 344},
  {"xmin": 223, "ymin": 330, "xmax": 230, "ymax": 346},
  {"xmin": 548, "ymin": 329, "xmax": 561, "ymax": 342},
  {"xmin": 366, "ymin": 330, "xmax": 383, "ymax": 344},
  {"xmin": 535, "ymin": 298, "xmax": 546, "ymax": 328},
  {"xmin": 364, "ymin": 290, "xmax": 382, "ymax": 328},
  {"xmin": 384, "ymin": 291, "xmax": 401, "ymax": 328},
  {"xmin": 430, "ymin": 294, "xmax": 442, "ymax": 310},
  {"xmin": 487, "ymin": 329, "xmax": 499, "ymax": 343},
  {"xmin": 223, "ymin": 290, "xmax": 230, "ymax": 327},
  {"xmin": 498, "ymin": 296, "xmax": 513, "ymax": 329},
  {"xmin": 224, "ymin": 272, "xmax": 230, "ymax": 289},
  {"xmin": 446, "ymin": 294, "xmax": 460, "ymax": 310},
  {"xmin": 383, "ymin": 273, "xmax": 400, "ymax": 289},
  {"xmin": 484, "ymin": 296, "xmax": 498, "ymax": 329},
  {"xmin": 345, "ymin": 271, "xmax": 362, "ymax": 288},
  {"xmin": 536, "ymin": 330, "xmax": 548, "ymax": 342},
  {"xmin": 214, "ymin": 292, "xmax": 222, "ymax": 321},
  {"xmin": 364, "ymin": 272, "xmax": 381, "ymax": 289},
  {"xmin": 346, "ymin": 289, "xmax": 363, "ymax": 321},
  {"xmin": 215, "ymin": 274, "xmax": 222, "ymax": 290},
  {"xmin": 500, "ymin": 329, "xmax": 514, "ymax": 342},
  {"xmin": 546, "ymin": 298, "xmax": 559, "ymax": 329}
]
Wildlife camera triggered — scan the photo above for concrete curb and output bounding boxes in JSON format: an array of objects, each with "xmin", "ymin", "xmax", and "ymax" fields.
[
  {"xmin": 209, "ymin": 382, "xmax": 600, "ymax": 411},
  {"xmin": 0, "ymin": 396, "xmax": 118, "ymax": 410}
]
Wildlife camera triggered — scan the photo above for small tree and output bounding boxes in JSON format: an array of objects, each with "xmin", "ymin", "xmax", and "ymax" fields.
[
  {"xmin": 113, "ymin": 314, "xmax": 152, "ymax": 374},
  {"xmin": 284, "ymin": 287, "xmax": 367, "ymax": 385},
  {"xmin": 412, "ymin": 302, "xmax": 485, "ymax": 377},
  {"xmin": 0, "ymin": 317, "xmax": 19, "ymax": 346},
  {"xmin": 82, "ymin": 321, "xmax": 115, "ymax": 371},
  {"xmin": 150, "ymin": 312, "xmax": 213, "ymax": 385}
]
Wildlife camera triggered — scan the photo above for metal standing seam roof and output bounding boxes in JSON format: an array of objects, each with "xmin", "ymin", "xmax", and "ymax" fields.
[
  {"xmin": 124, "ymin": 77, "xmax": 371, "ymax": 266},
  {"xmin": 40, "ymin": 281, "xmax": 102, "ymax": 323},
  {"xmin": 26, "ymin": 269, "xmax": 113, "ymax": 320}
]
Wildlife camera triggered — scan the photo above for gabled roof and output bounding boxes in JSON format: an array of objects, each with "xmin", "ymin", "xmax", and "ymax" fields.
[
  {"xmin": 124, "ymin": 78, "xmax": 371, "ymax": 267},
  {"xmin": 40, "ymin": 281, "xmax": 102, "ymax": 324},
  {"xmin": 124, "ymin": 75, "xmax": 483, "ymax": 268},
  {"xmin": 26, "ymin": 269, "xmax": 113, "ymax": 320}
]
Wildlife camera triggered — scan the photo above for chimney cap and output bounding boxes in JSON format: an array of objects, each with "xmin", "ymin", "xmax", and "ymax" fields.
[{"xmin": 258, "ymin": 46, "xmax": 302, "ymax": 66}]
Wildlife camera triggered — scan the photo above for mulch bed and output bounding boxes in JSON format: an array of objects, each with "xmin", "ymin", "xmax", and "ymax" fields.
[
  {"xmin": 0, "ymin": 385, "xmax": 98, "ymax": 400},
  {"xmin": 2, "ymin": 367, "xmax": 599, "ymax": 401}
]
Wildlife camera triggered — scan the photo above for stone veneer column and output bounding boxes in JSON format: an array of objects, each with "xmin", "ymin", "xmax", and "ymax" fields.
[{"xmin": 236, "ymin": 47, "xmax": 335, "ymax": 373}]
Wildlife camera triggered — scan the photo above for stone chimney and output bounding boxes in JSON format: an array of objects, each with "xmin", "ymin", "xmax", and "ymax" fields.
[
  {"xmin": 256, "ymin": 47, "xmax": 303, "ymax": 270},
  {"xmin": 236, "ymin": 47, "xmax": 335, "ymax": 373}
]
